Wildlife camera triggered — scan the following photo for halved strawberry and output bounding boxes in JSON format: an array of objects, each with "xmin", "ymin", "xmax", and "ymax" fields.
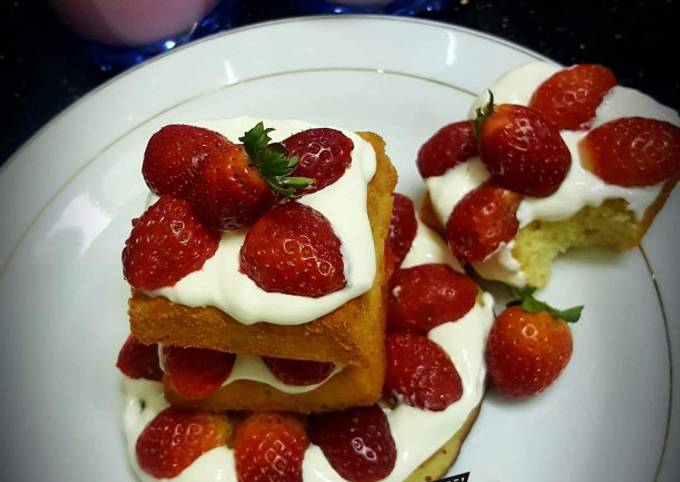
[
  {"xmin": 142, "ymin": 125, "xmax": 231, "ymax": 198},
  {"xmin": 530, "ymin": 64, "xmax": 617, "ymax": 130},
  {"xmin": 282, "ymin": 128, "xmax": 353, "ymax": 193},
  {"xmin": 240, "ymin": 201, "xmax": 346, "ymax": 297},
  {"xmin": 388, "ymin": 264, "xmax": 477, "ymax": 333},
  {"xmin": 486, "ymin": 288, "xmax": 582, "ymax": 397},
  {"xmin": 136, "ymin": 407, "xmax": 230, "ymax": 478},
  {"xmin": 163, "ymin": 346, "xmax": 235, "ymax": 400},
  {"xmin": 190, "ymin": 123, "xmax": 312, "ymax": 230},
  {"xmin": 384, "ymin": 332, "xmax": 462, "ymax": 411},
  {"xmin": 579, "ymin": 117, "xmax": 680, "ymax": 187},
  {"xmin": 122, "ymin": 196, "xmax": 220, "ymax": 290},
  {"xmin": 417, "ymin": 120, "xmax": 478, "ymax": 178},
  {"xmin": 309, "ymin": 405, "xmax": 396, "ymax": 482},
  {"xmin": 234, "ymin": 413, "xmax": 309, "ymax": 482},
  {"xmin": 387, "ymin": 193, "xmax": 417, "ymax": 270},
  {"xmin": 263, "ymin": 357, "xmax": 335, "ymax": 386},
  {"xmin": 190, "ymin": 144, "xmax": 275, "ymax": 230},
  {"xmin": 476, "ymin": 101, "xmax": 571, "ymax": 197},
  {"xmin": 116, "ymin": 334, "xmax": 162, "ymax": 381},
  {"xmin": 445, "ymin": 182, "xmax": 522, "ymax": 262}
]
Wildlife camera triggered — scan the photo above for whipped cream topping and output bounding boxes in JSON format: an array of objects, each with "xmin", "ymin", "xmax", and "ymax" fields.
[
  {"xmin": 158, "ymin": 344, "xmax": 342, "ymax": 395},
  {"xmin": 122, "ymin": 216, "xmax": 494, "ymax": 481},
  {"xmin": 145, "ymin": 117, "xmax": 377, "ymax": 326},
  {"xmin": 220, "ymin": 356, "xmax": 343, "ymax": 394},
  {"xmin": 427, "ymin": 61, "xmax": 680, "ymax": 286}
]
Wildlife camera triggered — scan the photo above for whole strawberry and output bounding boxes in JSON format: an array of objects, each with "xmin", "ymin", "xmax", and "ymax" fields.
[
  {"xmin": 142, "ymin": 124, "xmax": 231, "ymax": 198},
  {"xmin": 116, "ymin": 334, "xmax": 162, "ymax": 381},
  {"xmin": 384, "ymin": 331, "xmax": 462, "ymax": 411},
  {"xmin": 163, "ymin": 345, "xmax": 235, "ymax": 400},
  {"xmin": 530, "ymin": 64, "xmax": 617, "ymax": 130},
  {"xmin": 190, "ymin": 123, "xmax": 312, "ymax": 230},
  {"xmin": 388, "ymin": 264, "xmax": 477, "ymax": 333},
  {"xmin": 387, "ymin": 193, "xmax": 417, "ymax": 270},
  {"xmin": 282, "ymin": 127, "xmax": 353, "ymax": 193},
  {"xmin": 136, "ymin": 407, "xmax": 230, "ymax": 478},
  {"xmin": 417, "ymin": 120, "xmax": 478, "ymax": 178},
  {"xmin": 475, "ymin": 97, "xmax": 571, "ymax": 197},
  {"xmin": 446, "ymin": 181, "xmax": 522, "ymax": 262},
  {"xmin": 240, "ymin": 201, "xmax": 346, "ymax": 297},
  {"xmin": 579, "ymin": 117, "xmax": 680, "ymax": 187},
  {"xmin": 234, "ymin": 413, "xmax": 309, "ymax": 482},
  {"xmin": 486, "ymin": 288, "xmax": 582, "ymax": 397},
  {"xmin": 309, "ymin": 405, "xmax": 396, "ymax": 482},
  {"xmin": 263, "ymin": 357, "xmax": 335, "ymax": 386},
  {"xmin": 122, "ymin": 195, "xmax": 220, "ymax": 290}
]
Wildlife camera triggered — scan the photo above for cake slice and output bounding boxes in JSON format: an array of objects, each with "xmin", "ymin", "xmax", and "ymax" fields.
[
  {"xmin": 126, "ymin": 129, "xmax": 396, "ymax": 413},
  {"xmin": 130, "ymin": 132, "xmax": 397, "ymax": 367},
  {"xmin": 419, "ymin": 61, "xmax": 680, "ymax": 288}
]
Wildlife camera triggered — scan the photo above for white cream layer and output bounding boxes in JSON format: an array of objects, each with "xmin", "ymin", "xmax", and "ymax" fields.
[
  {"xmin": 146, "ymin": 117, "xmax": 377, "ymax": 325},
  {"xmin": 123, "ymin": 217, "xmax": 494, "ymax": 482},
  {"xmin": 427, "ymin": 61, "xmax": 680, "ymax": 286},
  {"xmin": 158, "ymin": 344, "xmax": 342, "ymax": 395}
]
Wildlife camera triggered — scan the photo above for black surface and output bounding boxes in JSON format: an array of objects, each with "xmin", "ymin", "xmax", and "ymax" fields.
[{"xmin": 1, "ymin": 0, "xmax": 678, "ymax": 163}]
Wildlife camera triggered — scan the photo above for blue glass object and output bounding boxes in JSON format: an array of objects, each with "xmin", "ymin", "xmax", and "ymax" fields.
[
  {"xmin": 294, "ymin": 0, "xmax": 449, "ymax": 15},
  {"xmin": 86, "ymin": 1, "xmax": 236, "ymax": 73}
]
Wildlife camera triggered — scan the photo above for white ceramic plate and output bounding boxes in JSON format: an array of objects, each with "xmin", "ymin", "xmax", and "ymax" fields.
[{"xmin": 0, "ymin": 16, "xmax": 677, "ymax": 482}]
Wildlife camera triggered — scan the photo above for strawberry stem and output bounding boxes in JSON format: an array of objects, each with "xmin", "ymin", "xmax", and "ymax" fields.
[
  {"xmin": 239, "ymin": 122, "xmax": 314, "ymax": 197},
  {"xmin": 473, "ymin": 90, "xmax": 495, "ymax": 145},
  {"xmin": 506, "ymin": 286, "xmax": 583, "ymax": 323}
]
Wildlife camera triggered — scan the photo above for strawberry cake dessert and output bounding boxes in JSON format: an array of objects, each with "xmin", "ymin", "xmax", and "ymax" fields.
[
  {"xmin": 117, "ymin": 118, "xmax": 535, "ymax": 481},
  {"xmin": 418, "ymin": 61, "xmax": 680, "ymax": 287},
  {"xmin": 112, "ymin": 62, "xmax": 661, "ymax": 480}
]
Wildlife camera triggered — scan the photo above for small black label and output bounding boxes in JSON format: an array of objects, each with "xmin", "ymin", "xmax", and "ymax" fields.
[{"xmin": 435, "ymin": 471, "xmax": 470, "ymax": 482}]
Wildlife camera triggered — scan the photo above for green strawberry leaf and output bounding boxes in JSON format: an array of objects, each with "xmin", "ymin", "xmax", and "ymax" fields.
[
  {"xmin": 239, "ymin": 123, "xmax": 313, "ymax": 197},
  {"xmin": 507, "ymin": 285, "xmax": 583, "ymax": 323},
  {"xmin": 473, "ymin": 90, "xmax": 495, "ymax": 144}
]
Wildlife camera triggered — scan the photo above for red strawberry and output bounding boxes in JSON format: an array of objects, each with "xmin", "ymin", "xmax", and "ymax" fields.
[
  {"xmin": 579, "ymin": 117, "xmax": 680, "ymax": 187},
  {"xmin": 142, "ymin": 124, "xmax": 231, "ymax": 198},
  {"xmin": 486, "ymin": 288, "xmax": 582, "ymax": 397},
  {"xmin": 122, "ymin": 196, "xmax": 220, "ymax": 290},
  {"xmin": 282, "ymin": 128, "xmax": 353, "ymax": 193},
  {"xmin": 163, "ymin": 345, "xmax": 235, "ymax": 400},
  {"xmin": 383, "ymin": 332, "xmax": 462, "ymax": 411},
  {"xmin": 234, "ymin": 413, "xmax": 309, "ymax": 482},
  {"xmin": 388, "ymin": 264, "xmax": 477, "ymax": 333},
  {"xmin": 387, "ymin": 193, "xmax": 417, "ymax": 270},
  {"xmin": 189, "ymin": 122, "xmax": 312, "ymax": 230},
  {"xmin": 446, "ymin": 182, "xmax": 522, "ymax": 262},
  {"xmin": 240, "ymin": 202, "xmax": 346, "ymax": 297},
  {"xmin": 476, "ymin": 101, "xmax": 571, "ymax": 197},
  {"xmin": 136, "ymin": 407, "xmax": 230, "ymax": 478},
  {"xmin": 417, "ymin": 120, "xmax": 478, "ymax": 178},
  {"xmin": 309, "ymin": 405, "xmax": 396, "ymax": 482},
  {"xmin": 530, "ymin": 64, "xmax": 617, "ymax": 130},
  {"xmin": 263, "ymin": 357, "xmax": 335, "ymax": 386},
  {"xmin": 116, "ymin": 334, "xmax": 162, "ymax": 381},
  {"xmin": 190, "ymin": 143, "xmax": 275, "ymax": 230}
]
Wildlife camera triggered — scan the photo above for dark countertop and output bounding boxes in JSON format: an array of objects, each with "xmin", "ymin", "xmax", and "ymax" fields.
[{"xmin": 1, "ymin": 0, "xmax": 678, "ymax": 163}]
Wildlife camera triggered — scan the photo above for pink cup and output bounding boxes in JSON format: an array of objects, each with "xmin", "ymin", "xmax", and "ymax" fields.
[{"xmin": 48, "ymin": 0, "xmax": 220, "ymax": 47}]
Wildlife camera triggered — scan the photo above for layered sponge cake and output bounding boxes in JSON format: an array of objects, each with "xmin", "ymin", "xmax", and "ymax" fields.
[
  {"xmin": 123, "ymin": 119, "xmax": 397, "ymax": 413},
  {"xmin": 419, "ymin": 61, "xmax": 680, "ymax": 287},
  {"xmin": 116, "ymin": 114, "xmax": 494, "ymax": 481},
  {"xmin": 119, "ymin": 189, "xmax": 494, "ymax": 482}
]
